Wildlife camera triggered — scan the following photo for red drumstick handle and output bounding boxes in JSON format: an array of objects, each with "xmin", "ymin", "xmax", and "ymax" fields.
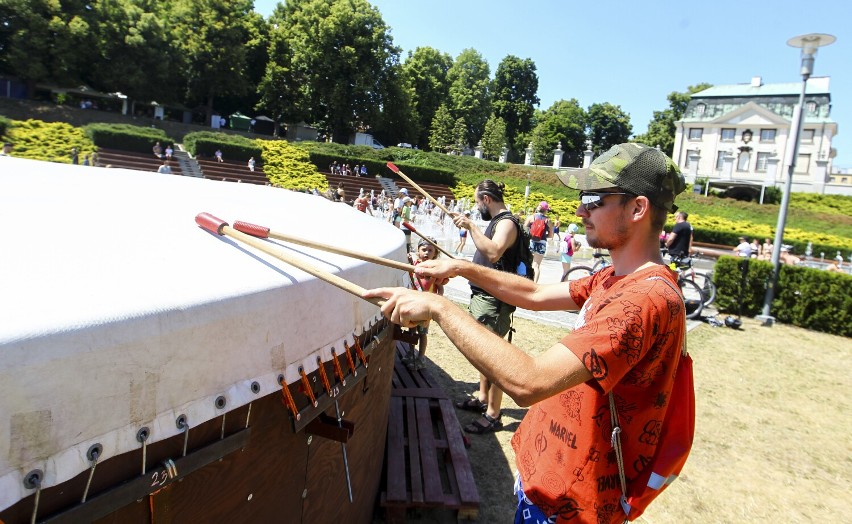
[
  {"xmin": 195, "ymin": 212, "xmax": 228, "ymax": 235},
  {"xmin": 233, "ymin": 220, "xmax": 270, "ymax": 238}
]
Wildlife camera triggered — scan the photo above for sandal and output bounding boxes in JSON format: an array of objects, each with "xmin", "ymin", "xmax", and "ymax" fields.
[
  {"xmin": 455, "ymin": 397, "xmax": 487, "ymax": 413},
  {"xmin": 464, "ymin": 412, "xmax": 503, "ymax": 434}
]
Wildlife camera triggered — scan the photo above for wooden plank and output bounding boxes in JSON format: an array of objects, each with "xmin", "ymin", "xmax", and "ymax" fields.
[
  {"xmin": 438, "ymin": 398, "xmax": 479, "ymax": 507},
  {"xmin": 384, "ymin": 397, "xmax": 407, "ymax": 503},
  {"xmin": 392, "ymin": 387, "xmax": 448, "ymax": 399},
  {"xmin": 415, "ymin": 398, "xmax": 443, "ymax": 503},
  {"xmin": 406, "ymin": 396, "xmax": 424, "ymax": 504}
]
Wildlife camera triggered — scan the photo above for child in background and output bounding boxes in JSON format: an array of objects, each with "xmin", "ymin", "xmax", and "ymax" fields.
[
  {"xmin": 454, "ymin": 210, "xmax": 470, "ymax": 255},
  {"xmin": 404, "ymin": 238, "xmax": 444, "ymax": 370},
  {"xmin": 559, "ymin": 223, "xmax": 581, "ymax": 277}
]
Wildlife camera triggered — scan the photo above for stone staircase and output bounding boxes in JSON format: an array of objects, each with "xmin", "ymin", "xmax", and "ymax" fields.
[{"xmin": 174, "ymin": 145, "xmax": 202, "ymax": 178}]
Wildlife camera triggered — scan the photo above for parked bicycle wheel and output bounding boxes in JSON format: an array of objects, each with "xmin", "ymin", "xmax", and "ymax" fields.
[
  {"xmin": 679, "ymin": 278, "xmax": 704, "ymax": 320},
  {"xmin": 562, "ymin": 265, "xmax": 593, "ymax": 282},
  {"xmin": 691, "ymin": 271, "xmax": 717, "ymax": 306}
]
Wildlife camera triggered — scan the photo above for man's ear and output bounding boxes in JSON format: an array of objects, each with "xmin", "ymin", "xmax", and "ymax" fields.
[{"xmin": 630, "ymin": 196, "xmax": 652, "ymax": 223}]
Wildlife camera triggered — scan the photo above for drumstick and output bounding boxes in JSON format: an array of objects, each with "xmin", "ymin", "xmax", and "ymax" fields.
[
  {"xmin": 232, "ymin": 219, "xmax": 415, "ymax": 273},
  {"xmin": 196, "ymin": 213, "xmax": 384, "ymax": 307},
  {"xmin": 402, "ymin": 221, "xmax": 455, "ymax": 259},
  {"xmin": 386, "ymin": 162, "xmax": 454, "ymax": 217}
]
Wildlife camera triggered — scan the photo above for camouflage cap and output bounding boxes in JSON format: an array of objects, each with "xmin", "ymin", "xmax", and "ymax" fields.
[{"xmin": 556, "ymin": 143, "xmax": 686, "ymax": 212}]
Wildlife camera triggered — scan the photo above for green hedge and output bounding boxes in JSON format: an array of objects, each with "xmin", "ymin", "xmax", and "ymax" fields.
[
  {"xmin": 83, "ymin": 123, "xmax": 174, "ymax": 154},
  {"xmin": 0, "ymin": 115, "xmax": 10, "ymax": 138},
  {"xmin": 713, "ymin": 255, "xmax": 852, "ymax": 336},
  {"xmin": 306, "ymin": 150, "xmax": 455, "ymax": 185},
  {"xmin": 183, "ymin": 131, "xmax": 262, "ymax": 161}
]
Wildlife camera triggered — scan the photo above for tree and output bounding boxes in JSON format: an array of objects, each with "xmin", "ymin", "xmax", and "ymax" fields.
[
  {"xmin": 0, "ymin": 0, "xmax": 96, "ymax": 96},
  {"xmin": 88, "ymin": 0, "xmax": 177, "ymax": 105},
  {"xmin": 530, "ymin": 99, "xmax": 586, "ymax": 166},
  {"xmin": 277, "ymin": 0, "xmax": 399, "ymax": 143},
  {"xmin": 452, "ymin": 117, "xmax": 468, "ymax": 155},
  {"xmin": 586, "ymin": 103, "xmax": 633, "ymax": 156},
  {"xmin": 634, "ymin": 83, "xmax": 712, "ymax": 155},
  {"xmin": 169, "ymin": 0, "xmax": 255, "ymax": 125},
  {"xmin": 447, "ymin": 48, "xmax": 491, "ymax": 148},
  {"xmin": 257, "ymin": 5, "xmax": 307, "ymax": 135},
  {"xmin": 429, "ymin": 103, "xmax": 454, "ymax": 153},
  {"xmin": 372, "ymin": 60, "xmax": 418, "ymax": 147},
  {"xmin": 491, "ymin": 55, "xmax": 539, "ymax": 161},
  {"xmin": 481, "ymin": 115, "xmax": 507, "ymax": 161},
  {"xmin": 401, "ymin": 46, "xmax": 453, "ymax": 150}
]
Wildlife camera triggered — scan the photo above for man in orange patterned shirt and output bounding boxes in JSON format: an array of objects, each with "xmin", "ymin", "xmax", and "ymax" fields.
[{"xmin": 367, "ymin": 143, "xmax": 687, "ymax": 523}]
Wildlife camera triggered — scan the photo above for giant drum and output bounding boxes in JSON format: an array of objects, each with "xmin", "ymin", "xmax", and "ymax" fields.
[{"xmin": 0, "ymin": 157, "xmax": 407, "ymax": 523}]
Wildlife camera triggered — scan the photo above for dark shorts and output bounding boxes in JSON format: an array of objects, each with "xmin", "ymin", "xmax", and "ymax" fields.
[
  {"xmin": 468, "ymin": 292, "xmax": 514, "ymax": 337},
  {"xmin": 530, "ymin": 240, "xmax": 547, "ymax": 255}
]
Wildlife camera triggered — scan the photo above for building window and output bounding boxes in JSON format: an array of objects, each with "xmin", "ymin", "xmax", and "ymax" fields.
[
  {"xmin": 756, "ymin": 152, "xmax": 770, "ymax": 172},
  {"xmin": 806, "ymin": 101, "xmax": 817, "ymax": 114},
  {"xmin": 695, "ymin": 103, "xmax": 706, "ymax": 115},
  {"xmin": 800, "ymin": 129, "xmax": 815, "ymax": 143},
  {"xmin": 760, "ymin": 129, "xmax": 776, "ymax": 143},
  {"xmin": 843, "ymin": 177, "xmax": 848, "ymax": 184},
  {"xmin": 795, "ymin": 153, "xmax": 810, "ymax": 174},
  {"xmin": 688, "ymin": 128, "xmax": 703, "ymax": 141},
  {"xmin": 684, "ymin": 149, "xmax": 698, "ymax": 168},
  {"xmin": 721, "ymin": 128, "xmax": 735, "ymax": 142},
  {"xmin": 737, "ymin": 151, "xmax": 751, "ymax": 172},
  {"xmin": 716, "ymin": 151, "xmax": 726, "ymax": 170}
]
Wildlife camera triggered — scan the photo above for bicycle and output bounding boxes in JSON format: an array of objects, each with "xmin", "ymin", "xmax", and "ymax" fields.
[
  {"xmin": 669, "ymin": 253, "xmax": 717, "ymax": 307},
  {"xmin": 561, "ymin": 251, "xmax": 611, "ymax": 282},
  {"xmin": 564, "ymin": 250, "xmax": 704, "ymax": 320}
]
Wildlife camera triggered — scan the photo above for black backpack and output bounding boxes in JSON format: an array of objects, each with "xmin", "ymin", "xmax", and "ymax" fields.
[{"xmin": 494, "ymin": 212, "xmax": 535, "ymax": 281}]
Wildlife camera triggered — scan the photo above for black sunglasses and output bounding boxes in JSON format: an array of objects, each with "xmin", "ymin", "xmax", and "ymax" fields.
[{"xmin": 579, "ymin": 191, "xmax": 635, "ymax": 210}]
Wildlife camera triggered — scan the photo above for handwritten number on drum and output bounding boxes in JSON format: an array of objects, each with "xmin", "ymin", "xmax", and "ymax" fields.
[{"xmin": 151, "ymin": 469, "xmax": 170, "ymax": 488}]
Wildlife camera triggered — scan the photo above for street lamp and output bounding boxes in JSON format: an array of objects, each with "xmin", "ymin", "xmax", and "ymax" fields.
[{"xmin": 757, "ymin": 33, "xmax": 835, "ymax": 326}]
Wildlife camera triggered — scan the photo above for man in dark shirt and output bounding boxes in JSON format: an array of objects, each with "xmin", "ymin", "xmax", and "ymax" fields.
[{"xmin": 666, "ymin": 211, "xmax": 693, "ymax": 258}]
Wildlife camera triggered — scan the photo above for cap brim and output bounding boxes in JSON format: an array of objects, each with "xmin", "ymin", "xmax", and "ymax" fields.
[{"xmin": 555, "ymin": 166, "xmax": 618, "ymax": 190}]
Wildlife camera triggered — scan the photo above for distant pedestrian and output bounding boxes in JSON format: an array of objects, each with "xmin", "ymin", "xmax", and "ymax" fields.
[
  {"xmin": 248, "ymin": 157, "xmax": 256, "ymax": 172},
  {"xmin": 215, "ymin": 149, "xmax": 223, "ymax": 163},
  {"xmin": 733, "ymin": 236, "xmax": 752, "ymax": 257},
  {"xmin": 0, "ymin": 142, "xmax": 12, "ymax": 156},
  {"xmin": 71, "ymin": 147, "xmax": 79, "ymax": 165},
  {"xmin": 165, "ymin": 145, "xmax": 173, "ymax": 159},
  {"xmin": 454, "ymin": 210, "xmax": 470, "ymax": 255},
  {"xmin": 360, "ymin": 165, "xmax": 367, "ymax": 176},
  {"xmin": 82, "ymin": 154, "xmax": 90, "ymax": 166}
]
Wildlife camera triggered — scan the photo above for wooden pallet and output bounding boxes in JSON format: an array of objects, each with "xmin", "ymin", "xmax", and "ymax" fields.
[{"xmin": 380, "ymin": 342, "xmax": 479, "ymax": 522}]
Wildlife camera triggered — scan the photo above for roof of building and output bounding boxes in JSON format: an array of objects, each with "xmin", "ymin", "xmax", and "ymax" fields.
[{"xmin": 693, "ymin": 77, "xmax": 830, "ymax": 98}]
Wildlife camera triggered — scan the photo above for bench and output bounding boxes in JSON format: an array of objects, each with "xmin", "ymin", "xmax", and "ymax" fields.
[
  {"xmin": 692, "ymin": 241, "xmax": 736, "ymax": 259},
  {"xmin": 381, "ymin": 341, "xmax": 479, "ymax": 523}
]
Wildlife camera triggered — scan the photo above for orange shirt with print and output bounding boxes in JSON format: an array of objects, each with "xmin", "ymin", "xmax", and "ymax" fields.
[{"xmin": 511, "ymin": 265, "xmax": 685, "ymax": 524}]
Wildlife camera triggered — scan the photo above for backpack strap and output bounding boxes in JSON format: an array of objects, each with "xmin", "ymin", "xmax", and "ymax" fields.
[{"xmin": 609, "ymin": 274, "xmax": 688, "ymax": 519}]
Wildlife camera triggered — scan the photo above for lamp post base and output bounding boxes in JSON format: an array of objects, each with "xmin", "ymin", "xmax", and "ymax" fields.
[{"xmin": 755, "ymin": 314, "xmax": 775, "ymax": 327}]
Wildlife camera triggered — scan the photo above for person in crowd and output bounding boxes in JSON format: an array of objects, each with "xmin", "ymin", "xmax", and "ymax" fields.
[
  {"xmin": 91, "ymin": 151, "xmax": 99, "ymax": 167},
  {"xmin": 360, "ymin": 164, "xmax": 368, "ymax": 176},
  {"xmin": 214, "ymin": 149, "xmax": 224, "ymax": 163},
  {"xmin": 759, "ymin": 238, "xmax": 773, "ymax": 261},
  {"xmin": 779, "ymin": 246, "xmax": 801, "ymax": 265},
  {"xmin": 429, "ymin": 180, "xmax": 521, "ymax": 435},
  {"xmin": 354, "ymin": 191, "xmax": 371, "ymax": 214},
  {"xmin": 559, "ymin": 222, "xmax": 581, "ymax": 276},
  {"xmin": 665, "ymin": 211, "xmax": 693, "ymax": 259},
  {"xmin": 71, "ymin": 147, "xmax": 79, "ymax": 165},
  {"xmin": 82, "ymin": 154, "xmax": 90, "ymax": 166},
  {"xmin": 733, "ymin": 236, "xmax": 753, "ymax": 257},
  {"xmin": 336, "ymin": 182, "xmax": 346, "ymax": 202},
  {"xmin": 400, "ymin": 197, "xmax": 413, "ymax": 251},
  {"xmin": 157, "ymin": 160, "xmax": 172, "ymax": 174},
  {"xmin": 523, "ymin": 201, "xmax": 552, "ymax": 283},
  {"xmin": 454, "ymin": 210, "xmax": 471, "ymax": 256},
  {"xmin": 248, "ymin": 157, "xmax": 256, "ymax": 172},
  {"xmin": 749, "ymin": 238, "xmax": 761, "ymax": 258},
  {"xmin": 402, "ymin": 238, "xmax": 444, "ymax": 370},
  {"xmin": 552, "ymin": 216, "xmax": 561, "ymax": 245},
  {"xmin": 152, "ymin": 142, "xmax": 163, "ymax": 159},
  {"xmin": 0, "ymin": 142, "xmax": 13, "ymax": 156},
  {"xmin": 365, "ymin": 143, "xmax": 688, "ymax": 523},
  {"xmin": 165, "ymin": 145, "xmax": 173, "ymax": 159}
]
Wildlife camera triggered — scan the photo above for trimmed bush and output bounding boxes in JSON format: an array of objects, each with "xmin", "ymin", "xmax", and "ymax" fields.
[
  {"xmin": 0, "ymin": 114, "xmax": 10, "ymax": 138},
  {"xmin": 714, "ymin": 255, "xmax": 852, "ymax": 337},
  {"xmin": 7, "ymin": 119, "xmax": 95, "ymax": 163},
  {"xmin": 83, "ymin": 123, "xmax": 174, "ymax": 154},
  {"xmin": 260, "ymin": 140, "xmax": 326, "ymax": 191},
  {"xmin": 183, "ymin": 131, "xmax": 262, "ymax": 161}
]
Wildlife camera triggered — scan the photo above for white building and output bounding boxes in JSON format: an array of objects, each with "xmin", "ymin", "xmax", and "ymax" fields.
[{"xmin": 672, "ymin": 76, "xmax": 844, "ymax": 196}]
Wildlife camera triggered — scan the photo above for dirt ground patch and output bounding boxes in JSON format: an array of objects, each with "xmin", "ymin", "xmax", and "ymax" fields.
[{"xmin": 386, "ymin": 313, "xmax": 851, "ymax": 523}]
